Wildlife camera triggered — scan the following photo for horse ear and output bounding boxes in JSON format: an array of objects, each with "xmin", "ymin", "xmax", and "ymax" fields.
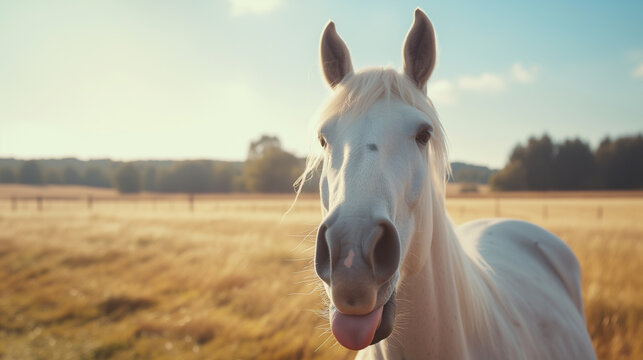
[
  {"xmin": 320, "ymin": 21, "xmax": 354, "ymax": 88},
  {"xmin": 402, "ymin": 9, "xmax": 437, "ymax": 91}
]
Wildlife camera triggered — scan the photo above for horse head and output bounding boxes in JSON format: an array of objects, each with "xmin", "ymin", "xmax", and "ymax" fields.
[{"xmin": 311, "ymin": 9, "xmax": 447, "ymax": 350}]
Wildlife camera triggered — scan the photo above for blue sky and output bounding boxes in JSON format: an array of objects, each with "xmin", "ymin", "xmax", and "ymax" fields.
[{"xmin": 1, "ymin": 0, "xmax": 642, "ymax": 168}]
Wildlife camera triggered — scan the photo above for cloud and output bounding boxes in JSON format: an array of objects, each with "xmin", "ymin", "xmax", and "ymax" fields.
[
  {"xmin": 427, "ymin": 80, "xmax": 456, "ymax": 104},
  {"xmin": 427, "ymin": 62, "xmax": 540, "ymax": 105},
  {"xmin": 510, "ymin": 63, "xmax": 539, "ymax": 83},
  {"xmin": 226, "ymin": 0, "xmax": 284, "ymax": 16},
  {"xmin": 634, "ymin": 62, "xmax": 643, "ymax": 78},
  {"xmin": 457, "ymin": 73, "xmax": 506, "ymax": 93}
]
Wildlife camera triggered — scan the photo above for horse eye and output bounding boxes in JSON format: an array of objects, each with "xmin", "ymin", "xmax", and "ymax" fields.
[
  {"xmin": 416, "ymin": 129, "xmax": 431, "ymax": 146},
  {"xmin": 319, "ymin": 136, "xmax": 327, "ymax": 148}
]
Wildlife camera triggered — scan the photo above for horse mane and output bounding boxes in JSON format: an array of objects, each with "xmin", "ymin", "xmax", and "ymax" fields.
[
  {"xmin": 430, "ymin": 198, "xmax": 536, "ymax": 358},
  {"xmin": 294, "ymin": 67, "xmax": 450, "ymax": 200}
]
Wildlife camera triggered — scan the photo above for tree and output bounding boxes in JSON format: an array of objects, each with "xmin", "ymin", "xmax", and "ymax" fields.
[
  {"xmin": 178, "ymin": 161, "xmax": 212, "ymax": 193},
  {"xmin": 212, "ymin": 162, "xmax": 236, "ymax": 193},
  {"xmin": 115, "ymin": 163, "xmax": 141, "ymax": 193},
  {"xmin": 44, "ymin": 169, "xmax": 63, "ymax": 184},
  {"xmin": 247, "ymin": 135, "xmax": 282, "ymax": 160},
  {"xmin": 84, "ymin": 167, "xmax": 111, "ymax": 188},
  {"xmin": 142, "ymin": 167, "xmax": 158, "ymax": 192},
  {"xmin": 490, "ymin": 161, "xmax": 527, "ymax": 190},
  {"xmin": 492, "ymin": 135, "xmax": 555, "ymax": 191},
  {"xmin": 157, "ymin": 161, "xmax": 215, "ymax": 193},
  {"xmin": 521, "ymin": 135, "xmax": 555, "ymax": 190},
  {"xmin": 492, "ymin": 133, "xmax": 642, "ymax": 191},
  {"xmin": 554, "ymin": 139, "xmax": 596, "ymax": 190},
  {"xmin": 0, "ymin": 168, "xmax": 15, "ymax": 183},
  {"xmin": 19, "ymin": 161, "xmax": 43, "ymax": 185},
  {"xmin": 243, "ymin": 135, "xmax": 300, "ymax": 193},
  {"xmin": 595, "ymin": 135, "xmax": 643, "ymax": 189},
  {"xmin": 63, "ymin": 166, "xmax": 83, "ymax": 185}
]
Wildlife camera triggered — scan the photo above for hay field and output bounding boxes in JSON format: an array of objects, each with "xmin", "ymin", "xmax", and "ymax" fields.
[{"xmin": 0, "ymin": 189, "xmax": 641, "ymax": 359}]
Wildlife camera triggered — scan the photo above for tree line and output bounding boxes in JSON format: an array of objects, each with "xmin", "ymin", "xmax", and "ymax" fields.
[
  {"xmin": 0, "ymin": 135, "xmax": 318, "ymax": 194},
  {"xmin": 3, "ymin": 133, "xmax": 639, "ymax": 193},
  {"xmin": 491, "ymin": 134, "xmax": 643, "ymax": 190}
]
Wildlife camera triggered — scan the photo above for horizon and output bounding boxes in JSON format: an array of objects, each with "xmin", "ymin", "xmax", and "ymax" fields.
[
  {"xmin": 1, "ymin": 1, "xmax": 642, "ymax": 168},
  {"xmin": 0, "ymin": 155, "xmax": 500, "ymax": 169}
]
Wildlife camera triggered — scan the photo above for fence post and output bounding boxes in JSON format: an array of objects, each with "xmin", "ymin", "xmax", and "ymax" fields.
[
  {"xmin": 11, "ymin": 196, "xmax": 17, "ymax": 211},
  {"xmin": 542, "ymin": 205, "xmax": 548, "ymax": 221},
  {"xmin": 494, "ymin": 198, "xmax": 500, "ymax": 217},
  {"xmin": 189, "ymin": 194, "xmax": 194, "ymax": 212},
  {"xmin": 37, "ymin": 196, "xmax": 43, "ymax": 212},
  {"xmin": 87, "ymin": 195, "xmax": 93, "ymax": 211},
  {"xmin": 597, "ymin": 205, "xmax": 603, "ymax": 220}
]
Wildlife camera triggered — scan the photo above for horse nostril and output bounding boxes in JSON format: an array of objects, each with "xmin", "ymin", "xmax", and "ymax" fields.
[
  {"xmin": 371, "ymin": 221, "xmax": 400, "ymax": 285},
  {"xmin": 315, "ymin": 224, "xmax": 331, "ymax": 284}
]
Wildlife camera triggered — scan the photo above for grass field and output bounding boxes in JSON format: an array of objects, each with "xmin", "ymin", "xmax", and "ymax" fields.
[{"xmin": 0, "ymin": 186, "xmax": 641, "ymax": 359}]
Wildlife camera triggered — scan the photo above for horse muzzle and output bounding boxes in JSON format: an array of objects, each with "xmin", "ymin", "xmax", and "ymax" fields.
[{"xmin": 315, "ymin": 213, "xmax": 400, "ymax": 349}]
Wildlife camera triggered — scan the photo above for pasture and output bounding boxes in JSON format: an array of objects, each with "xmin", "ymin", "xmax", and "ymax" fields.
[{"xmin": 0, "ymin": 187, "xmax": 641, "ymax": 359}]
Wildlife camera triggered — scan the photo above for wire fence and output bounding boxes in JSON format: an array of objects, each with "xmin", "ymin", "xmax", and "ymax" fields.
[{"xmin": 1, "ymin": 195, "xmax": 617, "ymax": 223}]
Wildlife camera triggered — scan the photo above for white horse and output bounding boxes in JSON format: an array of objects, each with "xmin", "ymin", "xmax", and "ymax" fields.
[{"xmin": 296, "ymin": 9, "xmax": 597, "ymax": 359}]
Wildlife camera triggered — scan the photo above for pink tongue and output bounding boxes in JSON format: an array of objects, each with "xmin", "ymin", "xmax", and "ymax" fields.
[{"xmin": 330, "ymin": 306, "xmax": 383, "ymax": 351}]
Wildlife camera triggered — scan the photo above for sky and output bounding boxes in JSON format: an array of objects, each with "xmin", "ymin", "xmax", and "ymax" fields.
[{"xmin": 1, "ymin": 0, "xmax": 642, "ymax": 168}]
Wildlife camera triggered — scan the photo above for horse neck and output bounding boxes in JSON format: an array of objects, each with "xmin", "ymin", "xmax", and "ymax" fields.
[{"xmin": 385, "ymin": 191, "xmax": 495, "ymax": 359}]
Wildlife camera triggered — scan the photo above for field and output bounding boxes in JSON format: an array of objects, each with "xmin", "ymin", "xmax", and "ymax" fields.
[{"xmin": 0, "ymin": 186, "xmax": 642, "ymax": 359}]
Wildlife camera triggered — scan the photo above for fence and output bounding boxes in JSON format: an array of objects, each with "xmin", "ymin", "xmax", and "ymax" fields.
[{"xmin": 3, "ymin": 195, "xmax": 611, "ymax": 222}]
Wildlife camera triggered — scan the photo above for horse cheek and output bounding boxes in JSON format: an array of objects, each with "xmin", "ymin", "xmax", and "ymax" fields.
[
  {"xmin": 320, "ymin": 176, "xmax": 330, "ymax": 212},
  {"xmin": 405, "ymin": 163, "xmax": 426, "ymax": 209}
]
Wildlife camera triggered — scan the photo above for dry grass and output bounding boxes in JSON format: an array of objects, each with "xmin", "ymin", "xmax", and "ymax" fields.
[{"xmin": 0, "ymin": 188, "xmax": 641, "ymax": 359}]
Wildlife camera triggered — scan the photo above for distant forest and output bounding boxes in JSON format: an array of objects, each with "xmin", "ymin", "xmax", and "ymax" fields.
[
  {"xmin": 2, "ymin": 134, "xmax": 639, "ymax": 193},
  {"xmin": 491, "ymin": 134, "xmax": 643, "ymax": 190},
  {"xmin": 0, "ymin": 135, "xmax": 300, "ymax": 194},
  {"xmin": 0, "ymin": 135, "xmax": 495, "ymax": 194}
]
